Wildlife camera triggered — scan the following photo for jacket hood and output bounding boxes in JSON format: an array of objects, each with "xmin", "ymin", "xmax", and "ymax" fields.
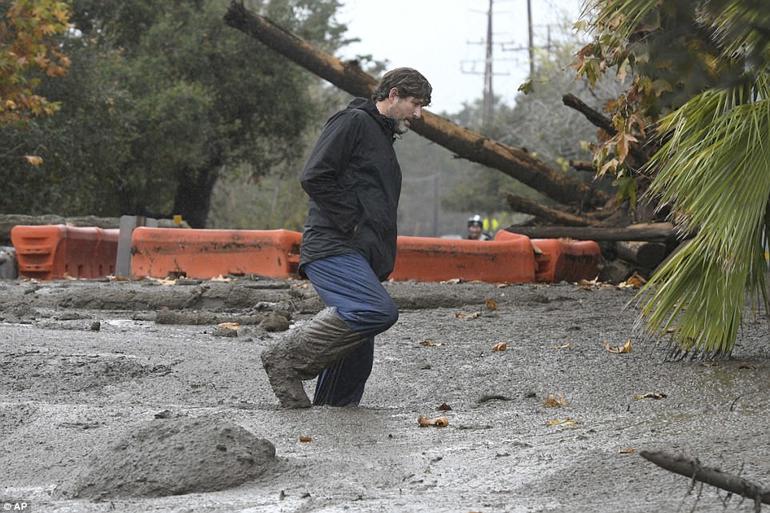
[{"xmin": 347, "ymin": 97, "xmax": 397, "ymax": 138}]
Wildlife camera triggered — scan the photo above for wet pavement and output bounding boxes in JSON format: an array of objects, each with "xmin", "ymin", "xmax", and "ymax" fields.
[{"xmin": 0, "ymin": 277, "xmax": 768, "ymax": 512}]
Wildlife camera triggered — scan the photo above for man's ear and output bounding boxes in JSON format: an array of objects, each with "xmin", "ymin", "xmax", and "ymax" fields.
[{"xmin": 388, "ymin": 87, "xmax": 399, "ymax": 101}]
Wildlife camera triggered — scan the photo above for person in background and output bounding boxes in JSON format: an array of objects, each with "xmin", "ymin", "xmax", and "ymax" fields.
[{"xmin": 466, "ymin": 214, "xmax": 492, "ymax": 240}]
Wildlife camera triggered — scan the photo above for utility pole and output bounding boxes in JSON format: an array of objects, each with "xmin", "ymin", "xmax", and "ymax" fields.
[
  {"xmin": 482, "ymin": 0, "xmax": 494, "ymax": 130},
  {"xmin": 527, "ymin": 0, "xmax": 534, "ymax": 77}
]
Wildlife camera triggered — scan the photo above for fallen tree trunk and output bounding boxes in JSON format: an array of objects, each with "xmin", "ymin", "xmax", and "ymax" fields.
[
  {"xmin": 223, "ymin": 2, "xmax": 607, "ymax": 207},
  {"xmin": 616, "ymin": 241, "xmax": 667, "ymax": 268},
  {"xmin": 505, "ymin": 223, "xmax": 678, "ymax": 241},
  {"xmin": 505, "ymin": 194, "xmax": 597, "ymax": 226},
  {"xmin": 640, "ymin": 450, "xmax": 770, "ymax": 507}
]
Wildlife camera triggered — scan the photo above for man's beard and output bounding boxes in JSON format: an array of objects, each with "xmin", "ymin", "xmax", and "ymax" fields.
[{"xmin": 395, "ymin": 118, "xmax": 411, "ymax": 135}]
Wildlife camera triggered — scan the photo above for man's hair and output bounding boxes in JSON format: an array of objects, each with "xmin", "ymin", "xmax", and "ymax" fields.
[{"xmin": 372, "ymin": 67, "xmax": 432, "ymax": 105}]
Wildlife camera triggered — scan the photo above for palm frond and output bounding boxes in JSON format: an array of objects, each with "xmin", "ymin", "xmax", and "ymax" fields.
[{"xmin": 639, "ymin": 74, "xmax": 770, "ymax": 355}]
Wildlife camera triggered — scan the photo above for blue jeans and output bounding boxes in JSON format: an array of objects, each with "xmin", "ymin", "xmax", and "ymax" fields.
[{"xmin": 303, "ymin": 252, "xmax": 398, "ymax": 406}]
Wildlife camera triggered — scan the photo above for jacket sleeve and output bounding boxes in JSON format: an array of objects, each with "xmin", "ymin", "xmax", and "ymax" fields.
[{"xmin": 300, "ymin": 112, "xmax": 362, "ymax": 234}]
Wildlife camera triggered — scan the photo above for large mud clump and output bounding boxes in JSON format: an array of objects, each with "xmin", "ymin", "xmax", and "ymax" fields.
[{"xmin": 66, "ymin": 417, "xmax": 276, "ymax": 499}]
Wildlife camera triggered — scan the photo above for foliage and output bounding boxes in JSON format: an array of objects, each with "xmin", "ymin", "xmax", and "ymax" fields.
[
  {"xmin": 0, "ymin": 0, "xmax": 346, "ymax": 226},
  {"xmin": 0, "ymin": 0, "xmax": 70, "ymax": 125},
  {"xmin": 579, "ymin": 0, "xmax": 770, "ymax": 355},
  {"xmin": 0, "ymin": 0, "xmax": 69, "ymax": 124}
]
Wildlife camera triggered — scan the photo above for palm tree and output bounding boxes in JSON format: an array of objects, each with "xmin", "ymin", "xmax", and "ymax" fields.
[{"xmin": 582, "ymin": 0, "xmax": 770, "ymax": 356}]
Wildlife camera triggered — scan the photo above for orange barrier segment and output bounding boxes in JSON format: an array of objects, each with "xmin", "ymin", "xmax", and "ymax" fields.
[
  {"xmin": 11, "ymin": 225, "xmax": 118, "ymax": 280},
  {"xmin": 391, "ymin": 234, "xmax": 536, "ymax": 284},
  {"xmin": 531, "ymin": 238, "xmax": 602, "ymax": 283},
  {"xmin": 495, "ymin": 230, "xmax": 602, "ymax": 283},
  {"xmin": 130, "ymin": 227, "xmax": 301, "ymax": 279}
]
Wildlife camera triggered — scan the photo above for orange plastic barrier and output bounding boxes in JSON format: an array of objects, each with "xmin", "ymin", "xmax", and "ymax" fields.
[
  {"xmin": 11, "ymin": 225, "xmax": 118, "ymax": 280},
  {"xmin": 531, "ymin": 238, "xmax": 602, "ymax": 283},
  {"xmin": 495, "ymin": 230, "xmax": 602, "ymax": 283},
  {"xmin": 391, "ymin": 234, "xmax": 536, "ymax": 283},
  {"xmin": 130, "ymin": 227, "xmax": 301, "ymax": 279}
]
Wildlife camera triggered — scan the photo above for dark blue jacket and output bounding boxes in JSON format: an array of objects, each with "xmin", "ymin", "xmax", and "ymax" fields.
[{"xmin": 299, "ymin": 98, "xmax": 401, "ymax": 281}]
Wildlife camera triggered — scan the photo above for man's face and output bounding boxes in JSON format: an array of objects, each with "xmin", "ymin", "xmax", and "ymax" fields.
[
  {"xmin": 386, "ymin": 90, "xmax": 426, "ymax": 134},
  {"xmin": 468, "ymin": 225, "xmax": 482, "ymax": 240}
]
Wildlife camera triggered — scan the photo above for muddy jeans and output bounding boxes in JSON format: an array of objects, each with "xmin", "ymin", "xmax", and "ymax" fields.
[{"xmin": 302, "ymin": 252, "xmax": 398, "ymax": 406}]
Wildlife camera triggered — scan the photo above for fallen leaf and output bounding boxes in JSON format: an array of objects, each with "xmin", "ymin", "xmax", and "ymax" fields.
[
  {"xmin": 554, "ymin": 342, "xmax": 573, "ymax": 350},
  {"xmin": 491, "ymin": 342, "xmax": 508, "ymax": 352},
  {"xmin": 546, "ymin": 418, "xmax": 577, "ymax": 427},
  {"xmin": 633, "ymin": 392, "xmax": 667, "ymax": 400},
  {"xmin": 217, "ymin": 322, "xmax": 240, "ymax": 331},
  {"xmin": 577, "ymin": 277, "xmax": 600, "ymax": 290},
  {"xmin": 618, "ymin": 272, "xmax": 647, "ymax": 289},
  {"xmin": 437, "ymin": 403, "xmax": 452, "ymax": 411},
  {"xmin": 543, "ymin": 393, "xmax": 568, "ymax": 408},
  {"xmin": 23, "ymin": 155, "xmax": 43, "ymax": 166},
  {"xmin": 484, "ymin": 298, "xmax": 498, "ymax": 311},
  {"xmin": 619, "ymin": 448, "xmax": 636, "ymax": 454},
  {"xmin": 420, "ymin": 339, "xmax": 442, "ymax": 347},
  {"xmin": 418, "ymin": 415, "xmax": 449, "ymax": 428},
  {"xmin": 603, "ymin": 339, "xmax": 632, "ymax": 354},
  {"xmin": 299, "ymin": 435, "xmax": 312, "ymax": 443},
  {"xmin": 455, "ymin": 311, "xmax": 481, "ymax": 320},
  {"xmin": 441, "ymin": 278, "xmax": 462, "ymax": 285}
]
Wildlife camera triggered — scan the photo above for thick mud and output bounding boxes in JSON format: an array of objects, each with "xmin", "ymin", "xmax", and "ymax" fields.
[{"xmin": 0, "ymin": 277, "xmax": 768, "ymax": 512}]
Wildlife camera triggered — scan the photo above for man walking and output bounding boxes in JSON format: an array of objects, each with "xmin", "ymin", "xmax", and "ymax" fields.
[{"xmin": 261, "ymin": 68, "xmax": 432, "ymax": 408}]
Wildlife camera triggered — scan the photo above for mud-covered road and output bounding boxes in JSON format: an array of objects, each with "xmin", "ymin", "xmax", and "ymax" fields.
[{"xmin": 1, "ymin": 277, "xmax": 768, "ymax": 512}]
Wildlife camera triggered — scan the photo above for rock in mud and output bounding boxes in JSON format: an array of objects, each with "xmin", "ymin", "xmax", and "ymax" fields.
[
  {"xmin": 260, "ymin": 311, "xmax": 290, "ymax": 332},
  {"xmin": 66, "ymin": 417, "xmax": 276, "ymax": 499}
]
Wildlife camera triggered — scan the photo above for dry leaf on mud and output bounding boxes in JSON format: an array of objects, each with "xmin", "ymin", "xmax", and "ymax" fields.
[
  {"xmin": 633, "ymin": 392, "xmax": 667, "ymax": 400},
  {"xmin": 543, "ymin": 393, "xmax": 568, "ymax": 408},
  {"xmin": 299, "ymin": 435, "xmax": 312, "ymax": 443},
  {"xmin": 619, "ymin": 448, "xmax": 636, "ymax": 454},
  {"xmin": 484, "ymin": 298, "xmax": 498, "ymax": 311},
  {"xmin": 24, "ymin": 155, "xmax": 43, "ymax": 166},
  {"xmin": 603, "ymin": 339, "xmax": 632, "ymax": 354},
  {"xmin": 440, "ymin": 278, "xmax": 463, "ymax": 285},
  {"xmin": 437, "ymin": 403, "xmax": 452, "ymax": 411},
  {"xmin": 577, "ymin": 277, "xmax": 600, "ymax": 290},
  {"xmin": 618, "ymin": 272, "xmax": 647, "ymax": 289},
  {"xmin": 420, "ymin": 339, "xmax": 442, "ymax": 347},
  {"xmin": 418, "ymin": 415, "xmax": 449, "ymax": 428},
  {"xmin": 455, "ymin": 311, "xmax": 481, "ymax": 320},
  {"xmin": 491, "ymin": 342, "xmax": 508, "ymax": 352},
  {"xmin": 546, "ymin": 418, "xmax": 577, "ymax": 427},
  {"xmin": 151, "ymin": 277, "xmax": 177, "ymax": 286}
]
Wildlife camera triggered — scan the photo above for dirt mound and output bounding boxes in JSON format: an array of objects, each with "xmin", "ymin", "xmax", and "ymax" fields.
[
  {"xmin": 66, "ymin": 417, "xmax": 276, "ymax": 499},
  {"xmin": 0, "ymin": 352, "xmax": 173, "ymax": 394}
]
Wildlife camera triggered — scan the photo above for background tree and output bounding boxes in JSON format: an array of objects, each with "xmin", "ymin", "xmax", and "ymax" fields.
[
  {"xmin": 0, "ymin": 0, "xmax": 346, "ymax": 227},
  {"xmin": 578, "ymin": 0, "xmax": 770, "ymax": 356}
]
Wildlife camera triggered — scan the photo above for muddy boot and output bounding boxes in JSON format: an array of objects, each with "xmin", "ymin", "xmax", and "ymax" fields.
[
  {"xmin": 260, "ymin": 328, "xmax": 312, "ymax": 408},
  {"xmin": 261, "ymin": 307, "xmax": 367, "ymax": 408}
]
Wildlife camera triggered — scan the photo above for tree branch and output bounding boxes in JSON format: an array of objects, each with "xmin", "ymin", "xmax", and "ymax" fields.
[
  {"xmin": 562, "ymin": 93, "xmax": 616, "ymax": 135},
  {"xmin": 506, "ymin": 194, "xmax": 597, "ymax": 226},
  {"xmin": 640, "ymin": 450, "xmax": 770, "ymax": 508}
]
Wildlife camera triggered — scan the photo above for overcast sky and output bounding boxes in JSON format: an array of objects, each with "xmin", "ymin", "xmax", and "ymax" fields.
[{"xmin": 336, "ymin": 0, "xmax": 586, "ymax": 114}]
